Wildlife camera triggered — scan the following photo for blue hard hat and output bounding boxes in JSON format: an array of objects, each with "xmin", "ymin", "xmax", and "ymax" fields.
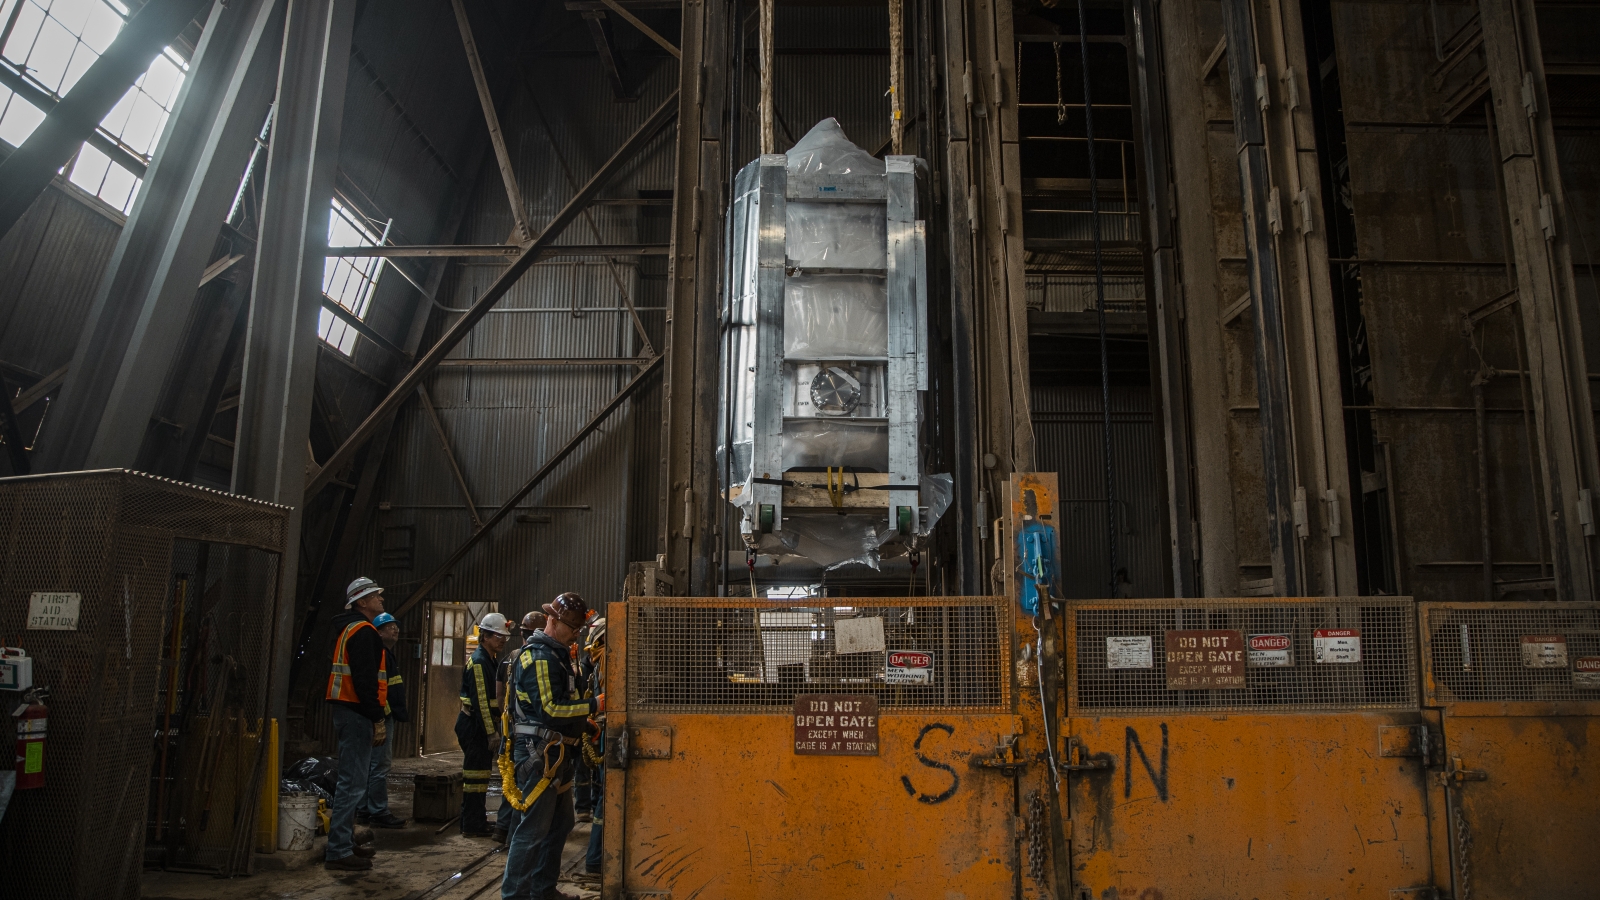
[{"xmin": 371, "ymin": 612, "xmax": 397, "ymax": 628}]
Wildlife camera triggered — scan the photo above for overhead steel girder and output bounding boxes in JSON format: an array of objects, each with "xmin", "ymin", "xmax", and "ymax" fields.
[
  {"xmin": 0, "ymin": 0, "xmax": 213, "ymax": 241},
  {"xmin": 390, "ymin": 354, "xmax": 664, "ymax": 620},
  {"xmin": 301, "ymin": 90, "xmax": 679, "ymax": 500},
  {"xmin": 34, "ymin": 0, "xmax": 284, "ymax": 473},
  {"xmin": 231, "ymin": 0, "xmax": 358, "ymax": 723}
]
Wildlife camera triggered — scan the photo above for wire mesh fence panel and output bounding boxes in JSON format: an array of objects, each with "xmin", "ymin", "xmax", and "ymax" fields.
[
  {"xmin": 0, "ymin": 471, "xmax": 288, "ymax": 900},
  {"xmin": 1421, "ymin": 602, "xmax": 1600, "ymax": 705},
  {"xmin": 626, "ymin": 597, "xmax": 1010, "ymax": 713},
  {"xmin": 1068, "ymin": 598, "xmax": 1418, "ymax": 715}
]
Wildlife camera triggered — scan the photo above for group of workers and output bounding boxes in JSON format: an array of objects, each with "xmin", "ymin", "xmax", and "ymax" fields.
[{"xmin": 322, "ymin": 577, "xmax": 608, "ymax": 900}]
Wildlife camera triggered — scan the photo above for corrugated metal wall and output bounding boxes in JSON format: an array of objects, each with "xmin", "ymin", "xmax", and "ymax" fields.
[
  {"xmin": 352, "ymin": 55, "xmax": 677, "ymax": 623},
  {"xmin": 0, "ymin": 185, "xmax": 121, "ymax": 387},
  {"xmin": 1031, "ymin": 385, "xmax": 1168, "ymax": 598}
]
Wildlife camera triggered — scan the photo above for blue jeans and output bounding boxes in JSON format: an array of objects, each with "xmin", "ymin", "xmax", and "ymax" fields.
[
  {"xmin": 497, "ymin": 789, "xmax": 519, "ymax": 836},
  {"xmin": 502, "ymin": 736, "xmax": 575, "ymax": 899},
  {"xmin": 327, "ymin": 704, "xmax": 375, "ymax": 861},
  {"xmin": 362, "ymin": 715, "xmax": 395, "ymax": 816},
  {"xmin": 585, "ymin": 740, "xmax": 605, "ymax": 872}
]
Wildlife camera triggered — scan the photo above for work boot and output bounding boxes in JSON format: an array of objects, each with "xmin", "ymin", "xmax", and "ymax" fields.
[
  {"xmin": 461, "ymin": 826, "xmax": 496, "ymax": 837},
  {"xmin": 353, "ymin": 826, "xmax": 375, "ymax": 845},
  {"xmin": 326, "ymin": 855, "xmax": 372, "ymax": 871},
  {"xmin": 492, "ymin": 827, "xmax": 508, "ymax": 844},
  {"xmin": 370, "ymin": 812, "xmax": 407, "ymax": 829},
  {"xmin": 355, "ymin": 813, "xmax": 371, "ymax": 825},
  {"xmin": 352, "ymin": 844, "xmax": 377, "ymax": 858},
  {"xmin": 575, "ymin": 811, "xmax": 592, "ymax": 824}
]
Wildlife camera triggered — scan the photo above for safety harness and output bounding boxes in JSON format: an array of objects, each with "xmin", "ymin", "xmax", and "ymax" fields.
[{"xmin": 496, "ymin": 653, "xmax": 602, "ymax": 812}]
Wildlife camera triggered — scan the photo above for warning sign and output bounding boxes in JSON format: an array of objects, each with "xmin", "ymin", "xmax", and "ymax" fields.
[
  {"xmin": 1574, "ymin": 657, "xmax": 1600, "ymax": 688},
  {"xmin": 885, "ymin": 650, "xmax": 933, "ymax": 685},
  {"xmin": 1247, "ymin": 633, "xmax": 1294, "ymax": 668},
  {"xmin": 1313, "ymin": 628, "xmax": 1362, "ymax": 664},
  {"xmin": 1520, "ymin": 635, "xmax": 1568, "ymax": 669},
  {"xmin": 793, "ymin": 694, "xmax": 879, "ymax": 756},
  {"xmin": 1105, "ymin": 636, "xmax": 1154, "ymax": 670},
  {"xmin": 1164, "ymin": 630, "xmax": 1246, "ymax": 689}
]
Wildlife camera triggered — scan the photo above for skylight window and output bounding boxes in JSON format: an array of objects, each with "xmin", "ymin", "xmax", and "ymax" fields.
[
  {"xmin": 319, "ymin": 199, "xmax": 387, "ymax": 356},
  {"xmin": 0, "ymin": 0, "xmax": 188, "ymax": 213}
]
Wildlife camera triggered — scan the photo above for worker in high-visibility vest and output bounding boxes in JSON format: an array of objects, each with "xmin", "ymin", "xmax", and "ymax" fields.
[
  {"xmin": 501, "ymin": 593, "xmax": 600, "ymax": 900},
  {"xmin": 325, "ymin": 577, "xmax": 391, "ymax": 871},
  {"xmin": 494, "ymin": 610, "xmax": 546, "ymax": 844},
  {"xmin": 458, "ymin": 612, "xmax": 512, "ymax": 836},
  {"xmin": 359, "ymin": 612, "xmax": 408, "ymax": 830}
]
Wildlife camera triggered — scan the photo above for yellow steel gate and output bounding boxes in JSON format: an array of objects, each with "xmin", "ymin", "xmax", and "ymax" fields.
[
  {"xmin": 1063, "ymin": 597, "xmax": 1445, "ymax": 899},
  {"xmin": 1420, "ymin": 601, "xmax": 1600, "ymax": 899},
  {"xmin": 603, "ymin": 596, "xmax": 1054, "ymax": 899}
]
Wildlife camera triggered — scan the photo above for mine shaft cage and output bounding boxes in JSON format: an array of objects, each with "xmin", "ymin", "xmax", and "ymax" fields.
[{"xmin": 0, "ymin": 469, "xmax": 289, "ymax": 900}]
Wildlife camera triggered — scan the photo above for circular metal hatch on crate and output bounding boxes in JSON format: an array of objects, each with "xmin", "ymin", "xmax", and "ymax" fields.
[{"xmin": 810, "ymin": 366, "xmax": 861, "ymax": 416}]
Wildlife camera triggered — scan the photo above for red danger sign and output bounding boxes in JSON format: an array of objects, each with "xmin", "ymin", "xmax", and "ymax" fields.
[
  {"xmin": 1576, "ymin": 657, "xmax": 1600, "ymax": 672},
  {"xmin": 1250, "ymin": 635, "xmax": 1291, "ymax": 651},
  {"xmin": 889, "ymin": 651, "xmax": 932, "ymax": 668}
]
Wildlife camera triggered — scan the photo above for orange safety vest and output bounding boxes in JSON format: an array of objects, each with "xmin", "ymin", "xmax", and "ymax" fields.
[{"xmin": 327, "ymin": 620, "xmax": 389, "ymax": 706}]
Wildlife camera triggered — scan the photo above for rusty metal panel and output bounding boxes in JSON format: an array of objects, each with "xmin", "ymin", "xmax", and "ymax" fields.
[
  {"xmin": 1065, "ymin": 712, "xmax": 1440, "ymax": 899},
  {"xmin": 1419, "ymin": 602, "xmax": 1600, "ymax": 898},
  {"xmin": 1436, "ymin": 715, "xmax": 1600, "ymax": 900},
  {"xmin": 1420, "ymin": 601, "xmax": 1600, "ymax": 712},
  {"xmin": 1344, "ymin": 131, "xmax": 1504, "ymax": 263},
  {"xmin": 614, "ymin": 597, "xmax": 1024, "ymax": 898},
  {"xmin": 1067, "ymin": 597, "xmax": 1417, "ymax": 714}
]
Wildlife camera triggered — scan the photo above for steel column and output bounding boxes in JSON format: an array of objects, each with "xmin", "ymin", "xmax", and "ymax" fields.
[
  {"xmin": 1129, "ymin": 0, "xmax": 1197, "ymax": 596},
  {"xmin": 231, "ymin": 0, "xmax": 357, "ymax": 722},
  {"xmin": 659, "ymin": 0, "xmax": 725, "ymax": 594},
  {"xmin": 1478, "ymin": 0, "xmax": 1598, "ymax": 601},
  {"xmin": 1220, "ymin": 0, "xmax": 1301, "ymax": 596},
  {"xmin": 32, "ymin": 0, "xmax": 280, "ymax": 471}
]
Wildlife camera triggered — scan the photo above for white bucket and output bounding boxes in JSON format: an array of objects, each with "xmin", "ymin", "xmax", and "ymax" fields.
[{"xmin": 278, "ymin": 793, "xmax": 319, "ymax": 851}]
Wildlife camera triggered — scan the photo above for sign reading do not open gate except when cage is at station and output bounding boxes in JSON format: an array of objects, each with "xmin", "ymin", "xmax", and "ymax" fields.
[
  {"xmin": 1164, "ymin": 629, "xmax": 1247, "ymax": 689},
  {"xmin": 793, "ymin": 693, "xmax": 880, "ymax": 756}
]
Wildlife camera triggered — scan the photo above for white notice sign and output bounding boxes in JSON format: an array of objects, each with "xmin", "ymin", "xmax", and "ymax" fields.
[
  {"xmin": 1247, "ymin": 633, "xmax": 1294, "ymax": 667},
  {"xmin": 1313, "ymin": 628, "xmax": 1361, "ymax": 664},
  {"xmin": 1106, "ymin": 636, "xmax": 1154, "ymax": 669},
  {"xmin": 1520, "ymin": 635, "xmax": 1568, "ymax": 669},
  {"xmin": 1574, "ymin": 657, "xmax": 1600, "ymax": 688},
  {"xmin": 28, "ymin": 591, "xmax": 81, "ymax": 630},
  {"xmin": 835, "ymin": 616, "xmax": 886, "ymax": 655}
]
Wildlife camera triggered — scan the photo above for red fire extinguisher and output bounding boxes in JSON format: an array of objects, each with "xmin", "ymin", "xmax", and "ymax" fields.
[{"xmin": 12, "ymin": 686, "xmax": 48, "ymax": 790}]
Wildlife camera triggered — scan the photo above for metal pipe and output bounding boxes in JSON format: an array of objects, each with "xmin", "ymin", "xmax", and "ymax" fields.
[{"xmin": 1474, "ymin": 380, "xmax": 1494, "ymax": 600}]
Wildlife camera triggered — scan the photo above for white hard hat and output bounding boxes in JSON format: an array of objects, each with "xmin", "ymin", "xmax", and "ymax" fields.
[
  {"xmin": 479, "ymin": 612, "xmax": 512, "ymax": 637},
  {"xmin": 346, "ymin": 576, "xmax": 383, "ymax": 608}
]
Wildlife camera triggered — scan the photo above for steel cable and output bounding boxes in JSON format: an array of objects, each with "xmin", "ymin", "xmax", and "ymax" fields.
[{"xmin": 1072, "ymin": 0, "xmax": 1121, "ymax": 592}]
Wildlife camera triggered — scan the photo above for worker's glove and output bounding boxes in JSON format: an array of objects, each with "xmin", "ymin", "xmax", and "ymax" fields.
[
  {"xmin": 372, "ymin": 720, "xmax": 387, "ymax": 747},
  {"xmin": 594, "ymin": 693, "xmax": 605, "ymax": 714}
]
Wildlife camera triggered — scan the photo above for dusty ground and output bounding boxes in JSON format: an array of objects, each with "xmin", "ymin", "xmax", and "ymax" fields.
[{"xmin": 142, "ymin": 751, "xmax": 600, "ymax": 900}]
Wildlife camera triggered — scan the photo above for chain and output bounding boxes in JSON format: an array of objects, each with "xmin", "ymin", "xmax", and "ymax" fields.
[
  {"xmin": 1453, "ymin": 799, "xmax": 1473, "ymax": 900},
  {"xmin": 1027, "ymin": 791, "xmax": 1047, "ymax": 884}
]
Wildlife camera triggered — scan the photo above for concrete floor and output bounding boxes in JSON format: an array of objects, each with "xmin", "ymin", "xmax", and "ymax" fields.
[{"xmin": 142, "ymin": 752, "xmax": 600, "ymax": 900}]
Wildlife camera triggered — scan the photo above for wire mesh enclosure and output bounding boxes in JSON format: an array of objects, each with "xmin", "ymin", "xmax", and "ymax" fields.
[
  {"xmin": 626, "ymin": 597, "xmax": 1010, "ymax": 713},
  {"xmin": 1421, "ymin": 602, "xmax": 1600, "ymax": 705},
  {"xmin": 0, "ymin": 470, "xmax": 288, "ymax": 900},
  {"xmin": 1067, "ymin": 597, "xmax": 1418, "ymax": 714}
]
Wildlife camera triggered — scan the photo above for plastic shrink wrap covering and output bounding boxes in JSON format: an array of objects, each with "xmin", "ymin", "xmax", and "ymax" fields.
[{"xmin": 719, "ymin": 118, "xmax": 947, "ymax": 570}]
